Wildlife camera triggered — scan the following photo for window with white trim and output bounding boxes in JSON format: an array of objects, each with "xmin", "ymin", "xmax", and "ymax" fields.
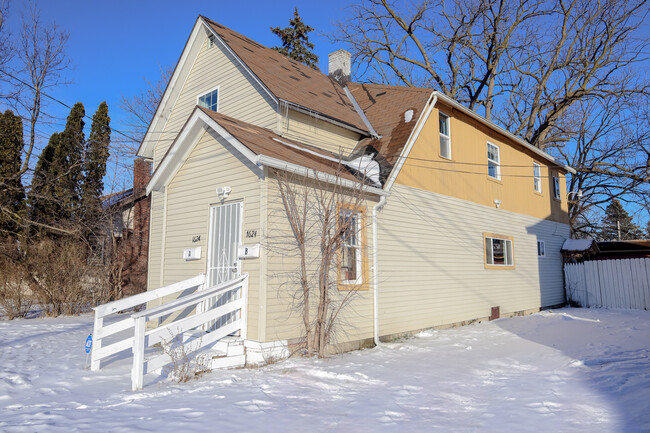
[
  {"xmin": 537, "ymin": 240, "xmax": 545, "ymax": 257},
  {"xmin": 198, "ymin": 88, "xmax": 219, "ymax": 112},
  {"xmin": 553, "ymin": 176, "xmax": 561, "ymax": 200},
  {"xmin": 533, "ymin": 163, "xmax": 542, "ymax": 193},
  {"xmin": 484, "ymin": 234, "xmax": 514, "ymax": 268},
  {"xmin": 439, "ymin": 112, "xmax": 451, "ymax": 160},
  {"xmin": 487, "ymin": 142, "xmax": 500, "ymax": 180},
  {"xmin": 340, "ymin": 207, "xmax": 364, "ymax": 286}
]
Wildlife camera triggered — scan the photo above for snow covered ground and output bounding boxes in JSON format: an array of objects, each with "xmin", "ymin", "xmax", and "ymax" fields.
[{"xmin": 1, "ymin": 308, "xmax": 649, "ymax": 432}]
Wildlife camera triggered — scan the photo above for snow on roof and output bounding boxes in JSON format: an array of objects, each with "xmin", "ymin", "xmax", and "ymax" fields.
[{"xmin": 561, "ymin": 238, "xmax": 596, "ymax": 252}]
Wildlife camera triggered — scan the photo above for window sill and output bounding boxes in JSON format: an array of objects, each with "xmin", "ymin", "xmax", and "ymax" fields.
[
  {"xmin": 338, "ymin": 282, "xmax": 369, "ymax": 291},
  {"xmin": 487, "ymin": 176, "xmax": 502, "ymax": 185},
  {"xmin": 484, "ymin": 264, "xmax": 516, "ymax": 270},
  {"xmin": 534, "ymin": 191, "xmax": 544, "ymax": 197}
]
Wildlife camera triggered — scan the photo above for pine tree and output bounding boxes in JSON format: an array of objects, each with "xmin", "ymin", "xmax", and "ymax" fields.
[
  {"xmin": 82, "ymin": 102, "xmax": 111, "ymax": 231},
  {"xmin": 0, "ymin": 110, "xmax": 26, "ymax": 236},
  {"xmin": 646, "ymin": 219, "xmax": 650, "ymax": 240},
  {"xmin": 271, "ymin": 8, "xmax": 319, "ymax": 70},
  {"xmin": 598, "ymin": 199, "xmax": 643, "ymax": 241}
]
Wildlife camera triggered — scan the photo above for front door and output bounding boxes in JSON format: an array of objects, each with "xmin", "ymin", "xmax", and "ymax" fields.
[{"xmin": 205, "ymin": 201, "xmax": 243, "ymax": 330}]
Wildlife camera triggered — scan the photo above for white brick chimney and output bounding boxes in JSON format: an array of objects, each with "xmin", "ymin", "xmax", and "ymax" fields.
[{"xmin": 328, "ymin": 49, "xmax": 351, "ymax": 85}]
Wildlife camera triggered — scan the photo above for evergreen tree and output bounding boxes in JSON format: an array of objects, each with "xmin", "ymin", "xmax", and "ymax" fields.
[
  {"xmin": 82, "ymin": 102, "xmax": 111, "ymax": 230},
  {"xmin": 0, "ymin": 110, "xmax": 26, "ymax": 236},
  {"xmin": 271, "ymin": 8, "xmax": 319, "ymax": 70},
  {"xmin": 646, "ymin": 219, "xmax": 650, "ymax": 240},
  {"xmin": 54, "ymin": 102, "xmax": 85, "ymax": 221},
  {"xmin": 30, "ymin": 133, "xmax": 61, "ymax": 228},
  {"xmin": 598, "ymin": 199, "xmax": 643, "ymax": 241}
]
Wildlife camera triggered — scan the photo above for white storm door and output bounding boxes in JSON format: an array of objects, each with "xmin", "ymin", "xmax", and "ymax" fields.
[{"xmin": 207, "ymin": 201, "xmax": 243, "ymax": 287}]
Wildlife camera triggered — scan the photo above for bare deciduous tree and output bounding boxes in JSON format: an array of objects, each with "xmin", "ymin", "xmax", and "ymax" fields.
[{"xmin": 270, "ymin": 165, "xmax": 371, "ymax": 357}]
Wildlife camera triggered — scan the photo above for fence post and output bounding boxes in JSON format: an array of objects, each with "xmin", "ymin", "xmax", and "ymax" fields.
[
  {"xmin": 240, "ymin": 276, "xmax": 249, "ymax": 340},
  {"xmin": 132, "ymin": 316, "xmax": 146, "ymax": 391},
  {"xmin": 90, "ymin": 312, "xmax": 103, "ymax": 371}
]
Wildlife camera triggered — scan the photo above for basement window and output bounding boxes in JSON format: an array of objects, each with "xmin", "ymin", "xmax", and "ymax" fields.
[
  {"xmin": 198, "ymin": 87, "xmax": 219, "ymax": 112},
  {"xmin": 484, "ymin": 233, "xmax": 514, "ymax": 269}
]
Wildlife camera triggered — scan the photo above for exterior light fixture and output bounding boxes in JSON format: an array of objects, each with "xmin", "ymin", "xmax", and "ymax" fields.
[{"xmin": 216, "ymin": 186, "xmax": 232, "ymax": 201}]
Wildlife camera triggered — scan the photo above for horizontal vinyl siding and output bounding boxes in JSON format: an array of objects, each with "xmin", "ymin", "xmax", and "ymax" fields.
[
  {"xmin": 160, "ymin": 130, "xmax": 263, "ymax": 340},
  {"xmin": 280, "ymin": 109, "xmax": 361, "ymax": 156},
  {"xmin": 263, "ymin": 173, "xmax": 376, "ymax": 344},
  {"xmin": 377, "ymin": 183, "xmax": 568, "ymax": 337},
  {"xmin": 147, "ymin": 190, "xmax": 164, "ymax": 291},
  {"xmin": 154, "ymin": 35, "xmax": 277, "ymax": 164}
]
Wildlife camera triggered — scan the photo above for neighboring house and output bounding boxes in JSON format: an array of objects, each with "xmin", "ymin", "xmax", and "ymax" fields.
[
  {"xmin": 100, "ymin": 158, "xmax": 152, "ymax": 297},
  {"xmin": 136, "ymin": 16, "xmax": 575, "ymax": 356},
  {"xmin": 562, "ymin": 239, "xmax": 650, "ymax": 261}
]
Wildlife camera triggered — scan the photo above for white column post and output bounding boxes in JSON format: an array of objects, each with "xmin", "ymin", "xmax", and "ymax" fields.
[
  {"xmin": 132, "ymin": 316, "xmax": 146, "ymax": 391},
  {"xmin": 240, "ymin": 276, "xmax": 249, "ymax": 340},
  {"xmin": 90, "ymin": 313, "xmax": 103, "ymax": 371}
]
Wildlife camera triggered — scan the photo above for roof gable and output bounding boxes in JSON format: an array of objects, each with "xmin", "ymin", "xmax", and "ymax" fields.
[{"xmin": 202, "ymin": 17, "xmax": 369, "ymax": 133}]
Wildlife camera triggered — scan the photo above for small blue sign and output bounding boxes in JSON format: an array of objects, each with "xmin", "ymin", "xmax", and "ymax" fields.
[{"xmin": 85, "ymin": 334, "xmax": 93, "ymax": 354}]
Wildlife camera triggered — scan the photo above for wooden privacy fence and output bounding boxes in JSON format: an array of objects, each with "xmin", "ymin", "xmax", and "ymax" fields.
[{"xmin": 564, "ymin": 258, "xmax": 650, "ymax": 309}]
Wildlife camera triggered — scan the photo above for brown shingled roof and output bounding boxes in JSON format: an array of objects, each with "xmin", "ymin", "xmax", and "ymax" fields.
[
  {"xmin": 349, "ymin": 83, "xmax": 432, "ymax": 167},
  {"xmin": 202, "ymin": 16, "xmax": 369, "ymax": 133},
  {"xmin": 198, "ymin": 106, "xmax": 363, "ymax": 183}
]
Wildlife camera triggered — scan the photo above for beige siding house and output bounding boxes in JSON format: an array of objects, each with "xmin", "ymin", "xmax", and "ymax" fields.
[{"xmin": 137, "ymin": 16, "xmax": 575, "ymax": 360}]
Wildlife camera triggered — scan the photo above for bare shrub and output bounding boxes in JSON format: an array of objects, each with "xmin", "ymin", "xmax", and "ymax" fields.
[
  {"xmin": 0, "ymin": 250, "xmax": 33, "ymax": 319},
  {"xmin": 26, "ymin": 238, "xmax": 95, "ymax": 316},
  {"xmin": 162, "ymin": 334, "xmax": 211, "ymax": 383}
]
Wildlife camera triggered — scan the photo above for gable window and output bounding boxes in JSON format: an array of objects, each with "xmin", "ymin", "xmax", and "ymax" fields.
[
  {"xmin": 439, "ymin": 112, "xmax": 451, "ymax": 160},
  {"xmin": 553, "ymin": 175, "xmax": 561, "ymax": 200},
  {"xmin": 537, "ymin": 240, "xmax": 545, "ymax": 257},
  {"xmin": 487, "ymin": 142, "xmax": 500, "ymax": 180},
  {"xmin": 533, "ymin": 163, "xmax": 542, "ymax": 193},
  {"xmin": 198, "ymin": 87, "xmax": 219, "ymax": 112},
  {"xmin": 339, "ymin": 205, "xmax": 368, "ymax": 290},
  {"xmin": 484, "ymin": 233, "xmax": 514, "ymax": 269}
]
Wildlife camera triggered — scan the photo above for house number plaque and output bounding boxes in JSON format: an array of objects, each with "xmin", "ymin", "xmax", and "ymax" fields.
[{"xmin": 246, "ymin": 230, "xmax": 257, "ymax": 239}]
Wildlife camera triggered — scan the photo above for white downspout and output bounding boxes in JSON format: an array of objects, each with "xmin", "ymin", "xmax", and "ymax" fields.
[{"xmin": 372, "ymin": 195, "xmax": 386, "ymax": 346}]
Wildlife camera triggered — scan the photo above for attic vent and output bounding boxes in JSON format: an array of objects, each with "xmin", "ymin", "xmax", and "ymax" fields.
[{"xmin": 208, "ymin": 34, "xmax": 216, "ymax": 48}]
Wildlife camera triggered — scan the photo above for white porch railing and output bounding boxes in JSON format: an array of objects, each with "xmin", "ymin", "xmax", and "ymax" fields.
[{"xmin": 89, "ymin": 273, "xmax": 249, "ymax": 391}]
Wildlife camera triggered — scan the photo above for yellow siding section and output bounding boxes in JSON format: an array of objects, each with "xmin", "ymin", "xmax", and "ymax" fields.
[
  {"xmin": 280, "ymin": 109, "xmax": 361, "ymax": 156},
  {"xmin": 153, "ymin": 35, "xmax": 277, "ymax": 164},
  {"xmin": 397, "ymin": 102, "xmax": 569, "ymax": 224},
  {"xmin": 377, "ymin": 183, "xmax": 568, "ymax": 336},
  {"xmin": 263, "ymin": 172, "xmax": 376, "ymax": 344},
  {"xmin": 159, "ymin": 130, "xmax": 263, "ymax": 340}
]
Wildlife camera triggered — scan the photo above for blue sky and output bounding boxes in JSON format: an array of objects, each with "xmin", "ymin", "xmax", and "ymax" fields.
[{"xmin": 3, "ymin": 0, "xmax": 353, "ymax": 186}]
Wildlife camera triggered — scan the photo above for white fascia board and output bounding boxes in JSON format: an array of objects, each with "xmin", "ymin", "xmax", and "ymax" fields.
[
  {"xmin": 202, "ymin": 18, "xmax": 278, "ymax": 107},
  {"xmin": 146, "ymin": 110, "xmax": 261, "ymax": 195},
  {"xmin": 138, "ymin": 18, "xmax": 206, "ymax": 158},
  {"xmin": 433, "ymin": 92, "xmax": 576, "ymax": 175},
  {"xmin": 256, "ymin": 154, "xmax": 390, "ymax": 197},
  {"xmin": 384, "ymin": 93, "xmax": 438, "ymax": 192}
]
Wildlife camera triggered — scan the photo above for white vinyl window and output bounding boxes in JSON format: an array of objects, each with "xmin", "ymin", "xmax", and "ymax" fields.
[
  {"xmin": 533, "ymin": 163, "xmax": 542, "ymax": 193},
  {"xmin": 439, "ymin": 112, "xmax": 451, "ymax": 160},
  {"xmin": 553, "ymin": 176, "xmax": 561, "ymax": 200},
  {"xmin": 485, "ymin": 234, "xmax": 514, "ymax": 267},
  {"xmin": 340, "ymin": 208, "xmax": 363, "ymax": 285},
  {"xmin": 537, "ymin": 240, "xmax": 546, "ymax": 257},
  {"xmin": 198, "ymin": 87, "xmax": 219, "ymax": 112},
  {"xmin": 487, "ymin": 142, "xmax": 500, "ymax": 180}
]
